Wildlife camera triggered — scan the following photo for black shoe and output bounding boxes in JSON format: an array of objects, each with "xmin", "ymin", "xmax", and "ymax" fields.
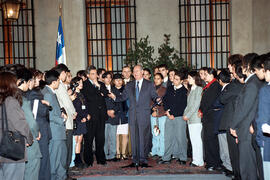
[
  {"xmin": 97, "ymin": 161, "xmax": 107, "ymax": 165},
  {"xmin": 189, "ymin": 163, "xmax": 198, "ymax": 167},
  {"xmin": 177, "ymin": 159, "xmax": 186, "ymax": 165},
  {"xmin": 140, "ymin": 163, "xmax": 151, "ymax": 168},
  {"xmin": 121, "ymin": 162, "xmax": 139, "ymax": 168},
  {"xmin": 214, "ymin": 166, "xmax": 224, "ymax": 172},
  {"xmin": 225, "ymin": 170, "xmax": 234, "ymax": 177},
  {"xmin": 158, "ymin": 159, "xmax": 171, "ymax": 164}
]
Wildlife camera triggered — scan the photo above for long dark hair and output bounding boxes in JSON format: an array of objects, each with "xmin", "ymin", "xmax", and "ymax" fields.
[
  {"xmin": 0, "ymin": 71, "xmax": 22, "ymax": 105},
  {"xmin": 188, "ymin": 71, "xmax": 204, "ymax": 87}
]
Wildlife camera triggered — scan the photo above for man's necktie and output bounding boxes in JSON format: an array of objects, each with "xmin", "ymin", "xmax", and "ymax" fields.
[{"xmin": 136, "ymin": 81, "xmax": 139, "ymax": 102}]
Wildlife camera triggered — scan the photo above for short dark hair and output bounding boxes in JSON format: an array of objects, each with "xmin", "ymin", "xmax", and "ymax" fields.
[
  {"xmin": 199, "ymin": 67, "xmax": 208, "ymax": 71},
  {"xmin": 54, "ymin": 64, "xmax": 69, "ymax": 74},
  {"xmin": 228, "ymin": 54, "xmax": 243, "ymax": 65},
  {"xmin": 158, "ymin": 64, "xmax": 168, "ymax": 70},
  {"xmin": 235, "ymin": 65, "xmax": 246, "ymax": 79},
  {"xmin": 174, "ymin": 70, "xmax": 186, "ymax": 80},
  {"xmin": 97, "ymin": 68, "xmax": 106, "ymax": 76},
  {"xmin": 154, "ymin": 73, "xmax": 164, "ymax": 79},
  {"xmin": 102, "ymin": 71, "xmax": 112, "ymax": 79},
  {"xmin": 86, "ymin": 65, "xmax": 96, "ymax": 74},
  {"xmin": 143, "ymin": 68, "xmax": 151, "ymax": 75},
  {"xmin": 16, "ymin": 68, "xmax": 33, "ymax": 85},
  {"xmin": 76, "ymin": 70, "xmax": 87, "ymax": 78},
  {"xmin": 242, "ymin": 53, "xmax": 258, "ymax": 72},
  {"xmin": 45, "ymin": 70, "xmax": 59, "ymax": 85},
  {"xmin": 188, "ymin": 71, "xmax": 204, "ymax": 87},
  {"xmin": 263, "ymin": 56, "xmax": 270, "ymax": 71},
  {"xmin": 217, "ymin": 69, "xmax": 231, "ymax": 83},
  {"xmin": 205, "ymin": 68, "xmax": 217, "ymax": 78}
]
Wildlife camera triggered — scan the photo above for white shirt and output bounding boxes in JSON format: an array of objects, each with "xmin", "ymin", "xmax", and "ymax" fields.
[
  {"xmin": 106, "ymin": 84, "xmax": 111, "ymax": 93},
  {"xmin": 245, "ymin": 73, "xmax": 255, "ymax": 83},
  {"xmin": 191, "ymin": 84, "xmax": 197, "ymax": 90},
  {"xmin": 221, "ymin": 83, "xmax": 229, "ymax": 91},
  {"xmin": 174, "ymin": 84, "xmax": 183, "ymax": 90},
  {"xmin": 135, "ymin": 78, "xmax": 144, "ymax": 92},
  {"xmin": 164, "ymin": 76, "xmax": 168, "ymax": 83},
  {"xmin": 46, "ymin": 85, "xmax": 56, "ymax": 94},
  {"xmin": 124, "ymin": 78, "xmax": 130, "ymax": 84}
]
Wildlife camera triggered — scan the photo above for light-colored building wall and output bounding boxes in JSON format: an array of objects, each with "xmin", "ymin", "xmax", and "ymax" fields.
[{"xmin": 34, "ymin": 0, "xmax": 269, "ymax": 73}]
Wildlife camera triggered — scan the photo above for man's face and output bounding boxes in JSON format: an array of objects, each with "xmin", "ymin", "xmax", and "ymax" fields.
[
  {"xmin": 59, "ymin": 71, "xmax": 67, "ymax": 82},
  {"xmin": 158, "ymin": 67, "xmax": 168, "ymax": 78},
  {"xmin": 122, "ymin": 67, "xmax": 131, "ymax": 79},
  {"xmin": 53, "ymin": 79, "xmax": 60, "ymax": 90},
  {"xmin": 169, "ymin": 71, "xmax": 175, "ymax": 82},
  {"xmin": 254, "ymin": 68, "xmax": 265, "ymax": 80},
  {"xmin": 173, "ymin": 75, "xmax": 182, "ymax": 87},
  {"xmin": 264, "ymin": 70, "xmax": 270, "ymax": 82},
  {"xmin": 133, "ymin": 66, "xmax": 143, "ymax": 80},
  {"xmin": 143, "ymin": 70, "xmax": 151, "ymax": 80},
  {"xmin": 88, "ymin": 69, "xmax": 98, "ymax": 81}
]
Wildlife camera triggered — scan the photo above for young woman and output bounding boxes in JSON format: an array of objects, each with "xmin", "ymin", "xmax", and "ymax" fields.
[
  {"xmin": 70, "ymin": 77, "xmax": 89, "ymax": 168},
  {"xmin": 199, "ymin": 68, "xmax": 222, "ymax": 171},
  {"xmin": 150, "ymin": 73, "xmax": 167, "ymax": 157},
  {"xmin": 0, "ymin": 71, "xmax": 33, "ymax": 180},
  {"xmin": 183, "ymin": 71, "xmax": 204, "ymax": 167},
  {"xmin": 112, "ymin": 74, "xmax": 129, "ymax": 160}
]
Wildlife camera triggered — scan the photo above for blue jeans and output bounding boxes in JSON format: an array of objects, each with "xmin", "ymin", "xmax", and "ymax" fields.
[
  {"xmin": 104, "ymin": 123, "xmax": 117, "ymax": 160},
  {"xmin": 0, "ymin": 162, "xmax": 25, "ymax": 180},
  {"xmin": 261, "ymin": 147, "xmax": 270, "ymax": 180},
  {"xmin": 151, "ymin": 116, "xmax": 166, "ymax": 156}
]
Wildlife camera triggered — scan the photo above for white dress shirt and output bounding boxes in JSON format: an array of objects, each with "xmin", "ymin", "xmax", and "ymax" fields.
[{"xmin": 136, "ymin": 78, "xmax": 144, "ymax": 92}]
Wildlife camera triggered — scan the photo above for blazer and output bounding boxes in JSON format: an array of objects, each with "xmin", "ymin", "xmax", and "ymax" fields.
[
  {"xmin": 21, "ymin": 96, "xmax": 42, "ymax": 160},
  {"xmin": 115, "ymin": 79, "xmax": 158, "ymax": 126},
  {"xmin": 230, "ymin": 74, "xmax": 263, "ymax": 141},
  {"xmin": 256, "ymin": 85, "xmax": 270, "ymax": 161},
  {"xmin": 184, "ymin": 86, "xmax": 203, "ymax": 124},
  {"xmin": 200, "ymin": 80, "xmax": 222, "ymax": 123},
  {"xmin": 81, "ymin": 79, "xmax": 109, "ymax": 116},
  {"xmin": 218, "ymin": 79, "xmax": 243, "ymax": 131},
  {"xmin": 0, "ymin": 96, "xmax": 33, "ymax": 163},
  {"xmin": 55, "ymin": 81, "xmax": 76, "ymax": 130},
  {"xmin": 26, "ymin": 89, "xmax": 52, "ymax": 142},
  {"xmin": 42, "ymin": 86, "xmax": 66, "ymax": 140}
]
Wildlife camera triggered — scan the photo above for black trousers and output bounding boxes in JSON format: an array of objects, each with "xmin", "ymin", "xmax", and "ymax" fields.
[
  {"xmin": 252, "ymin": 134, "xmax": 264, "ymax": 180},
  {"xmin": 38, "ymin": 137, "xmax": 51, "ymax": 180},
  {"xmin": 66, "ymin": 129, "xmax": 73, "ymax": 169},
  {"xmin": 83, "ymin": 108, "xmax": 106, "ymax": 165},
  {"xmin": 202, "ymin": 122, "xmax": 221, "ymax": 167},
  {"xmin": 226, "ymin": 131, "xmax": 241, "ymax": 179}
]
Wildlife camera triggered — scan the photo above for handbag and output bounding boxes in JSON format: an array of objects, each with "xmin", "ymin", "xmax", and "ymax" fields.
[{"xmin": 0, "ymin": 103, "xmax": 25, "ymax": 161}]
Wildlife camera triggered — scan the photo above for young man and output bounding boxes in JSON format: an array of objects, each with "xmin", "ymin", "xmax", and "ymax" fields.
[
  {"xmin": 256, "ymin": 55, "xmax": 270, "ymax": 180},
  {"xmin": 122, "ymin": 66, "xmax": 133, "ymax": 85},
  {"xmin": 42, "ymin": 70, "xmax": 67, "ymax": 180},
  {"xmin": 158, "ymin": 64, "xmax": 170, "ymax": 87},
  {"xmin": 54, "ymin": 64, "xmax": 76, "ymax": 170},
  {"xmin": 159, "ymin": 71, "xmax": 188, "ymax": 165},
  {"xmin": 230, "ymin": 53, "xmax": 264, "ymax": 180},
  {"xmin": 81, "ymin": 65, "xmax": 109, "ymax": 166},
  {"xmin": 143, "ymin": 68, "xmax": 152, "ymax": 81}
]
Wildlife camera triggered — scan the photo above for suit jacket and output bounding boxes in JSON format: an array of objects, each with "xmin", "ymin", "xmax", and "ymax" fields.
[
  {"xmin": 115, "ymin": 79, "xmax": 158, "ymax": 126},
  {"xmin": 184, "ymin": 86, "xmax": 203, "ymax": 124},
  {"xmin": 55, "ymin": 81, "xmax": 76, "ymax": 130},
  {"xmin": 42, "ymin": 86, "xmax": 66, "ymax": 140},
  {"xmin": 81, "ymin": 79, "xmax": 109, "ymax": 117},
  {"xmin": 22, "ymin": 97, "xmax": 42, "ymax": 160},
  {"xmin": 256, "ymin": 84, "xmax": 270, "ymax": 161},
  {"xmin": 0, "ymin": 96, "xmax": 33, "ymax": 163},
  {"xmin": 218, "ymin": 79, "xmax": 243, "ymax": 131},
  {"xmin": 230, "ymin": 74, "xmax": 263, "ymax": 141}
]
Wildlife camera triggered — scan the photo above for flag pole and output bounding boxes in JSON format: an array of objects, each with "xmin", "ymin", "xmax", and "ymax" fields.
[{"xmin": 59, "ymin": 3, "xmax": 62, "ymax": 17}]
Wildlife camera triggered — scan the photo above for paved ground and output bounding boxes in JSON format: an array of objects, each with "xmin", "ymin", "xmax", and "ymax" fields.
[{"xmin": 78, "ymin": 174, "xmax": 231, "ymax": 180}]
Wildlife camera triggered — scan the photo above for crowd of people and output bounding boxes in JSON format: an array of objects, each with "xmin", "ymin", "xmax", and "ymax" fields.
[{"xmin": 0, "ymin": 52, "xmax": 270, "ymax": 180}]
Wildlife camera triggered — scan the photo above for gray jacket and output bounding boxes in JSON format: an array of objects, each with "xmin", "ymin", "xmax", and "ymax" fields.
[
  {"xmin": 0, "ymin": 96, "xmax": 33, "ymax": 163},
  {"xmin": 183, "ymin": 86, "xmax": 203, "ymax": 124}
]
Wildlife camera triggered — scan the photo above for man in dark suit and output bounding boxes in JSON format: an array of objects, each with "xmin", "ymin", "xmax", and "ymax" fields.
[
  {"xmin": 230, "ymin": 54, "xmax": 264, "ymax": 180},
  {"xmin": 81, "ymin": 65, "xmax": 109, "ymax": 166},
  {"xmin": 109, "ymin": 65, "xmax": 159, "ymax": 168}
]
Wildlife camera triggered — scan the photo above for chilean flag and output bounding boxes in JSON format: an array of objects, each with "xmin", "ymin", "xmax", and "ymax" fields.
[{"xmin": 55, "ymin": 16, "xmax": 66, "ymax": 65}]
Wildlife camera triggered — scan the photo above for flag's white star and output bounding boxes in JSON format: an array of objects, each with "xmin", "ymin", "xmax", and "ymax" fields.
[{"xmin": 57, "ymin": 32, "xmax": 62, "ymax": 45}]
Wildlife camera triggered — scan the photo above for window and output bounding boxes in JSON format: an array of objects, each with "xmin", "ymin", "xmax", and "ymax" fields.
[
  {"xmin": 85, "ymin": 0, "xmax": 137, "ymax": 72},
  {"xmin": 179, "ymin": 0, "xmax": 230, "ymax": 69},
  {"xmin": 0, "ymin": 0, "xmax": 36, "ymax": 68}
]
